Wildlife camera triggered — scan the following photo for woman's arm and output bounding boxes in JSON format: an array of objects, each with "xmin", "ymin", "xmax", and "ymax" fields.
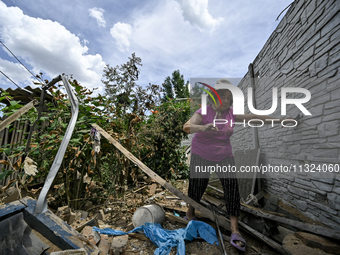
[{"xmin": 183, "ymin": 113, "xmax": 218, "ymax": 134}]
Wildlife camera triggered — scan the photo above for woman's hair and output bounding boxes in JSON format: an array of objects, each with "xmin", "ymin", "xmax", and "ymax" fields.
[{"xmin": 208, "ymin": 89, "xmax": 233, "ymax": 106}]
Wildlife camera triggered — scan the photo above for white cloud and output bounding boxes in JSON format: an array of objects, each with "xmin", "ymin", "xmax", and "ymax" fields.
[
  {"xmin": 110, "ymin": 22, "xmax": 132, "ymax": 52},
  {"xmin": 175, "ymin": 0, "xmax": 223, "ymax": 32},
  {"xmin": 0, "ymin": 58, "xmax": 32, "ymax": 86},
  {"xmin": 89, "ymin": 7, "xmax": 106, "ymax": 28},
  {"xmin": 0, "ymin": 1, "xmax": 106, "ymax": 92}
]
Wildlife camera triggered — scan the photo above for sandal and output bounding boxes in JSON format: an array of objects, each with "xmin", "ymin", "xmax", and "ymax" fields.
[
  {"xmin": 183, "ymin": 216, "xmax": 198, "ymax": 221},
  {"xmin": 230, "ymin": 233, "xmax": 246, "ymax": 252}
]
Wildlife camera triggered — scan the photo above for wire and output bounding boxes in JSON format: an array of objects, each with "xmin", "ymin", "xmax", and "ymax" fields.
[
  {"xmin": 0, "ymin": 40, "xmax": 44, "ymax": 84},
  {"xmin": 0, "ymin": 70, "xmax": 34, "ymax": 100},
  {"xmin": 276, "ymin": 1, "xmax": 295, "ymax": 21},
  {"xmin": 0, "ymin": 69, "xmax": 21, "ymax": 89}
]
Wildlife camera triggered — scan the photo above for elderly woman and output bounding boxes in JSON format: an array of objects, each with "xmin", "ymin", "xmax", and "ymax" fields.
[{"xmin": 183, "ymin": 79, "xmax": 294, "ymax": 252}]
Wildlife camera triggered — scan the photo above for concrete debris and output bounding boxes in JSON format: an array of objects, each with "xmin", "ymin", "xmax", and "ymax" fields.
[{"xmin": 110, "ymin": 235, "xmax": 128, "ymax": 255}]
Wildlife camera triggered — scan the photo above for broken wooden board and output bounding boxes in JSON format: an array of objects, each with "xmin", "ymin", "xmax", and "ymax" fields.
[
  {"xmin": 234, "ymin": 148, "xmax": 261, "ymax": 200},
  {"xmin": 0, "ymin": 100, "xmax": 37, "ymax": 132}
]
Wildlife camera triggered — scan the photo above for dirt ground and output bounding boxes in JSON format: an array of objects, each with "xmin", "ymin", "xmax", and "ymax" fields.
[{"xmin": 68, "ymin": 179, "xmax": 282, "ymax": 255}]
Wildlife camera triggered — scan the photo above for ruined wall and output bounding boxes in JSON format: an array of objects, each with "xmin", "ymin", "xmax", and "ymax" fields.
[{"xmin": 230, "ymin": 0, "xmax": 340, "ymax": 230}]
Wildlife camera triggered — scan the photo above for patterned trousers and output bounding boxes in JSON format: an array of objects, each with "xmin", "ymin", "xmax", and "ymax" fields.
[{"xmin": 188, "ymin": 153, "xmax": 240, "ymax": 216}]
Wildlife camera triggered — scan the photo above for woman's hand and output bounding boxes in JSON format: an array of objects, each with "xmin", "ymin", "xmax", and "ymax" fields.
[{"xmin": 201, "ymin": 123, "xmax": 218, "ymax": 132}]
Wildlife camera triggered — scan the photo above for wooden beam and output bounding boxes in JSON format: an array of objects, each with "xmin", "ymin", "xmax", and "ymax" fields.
[
  {"xmin": 0, "ymin": 100, "xmax": 36, "ymax": 132},
  {"xmin": 204, "ymin": 189, "xmax": 340, "ymax": 240}
]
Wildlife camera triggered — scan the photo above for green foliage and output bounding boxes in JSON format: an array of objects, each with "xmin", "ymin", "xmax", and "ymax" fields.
[
  {"xmin": 162, "ymin": 70, "xmax": 189, "ymax": 101},
  {"xmin": 0, "ymin": 55, "xmax": 192, "ymax": 210},
  {"xmin": 141, "ymin": 98, "xmax": 190, "ymax": 179}
]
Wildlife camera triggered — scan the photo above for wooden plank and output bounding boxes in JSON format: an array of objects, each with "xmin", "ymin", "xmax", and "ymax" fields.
[
  {"xmin": 93, "ymin": 124, "xmax": 287, "ymax": 254},
  {"xmin": 204, "ymin": 192, "xmax": 340, "ymax": 240},
  {"xmin": 149, "ymin": 183, "xmax": 157, "ymax": 195},
  {"xmin": 0, "ymin": 100, "xmax": 36, "ymax": 132}
]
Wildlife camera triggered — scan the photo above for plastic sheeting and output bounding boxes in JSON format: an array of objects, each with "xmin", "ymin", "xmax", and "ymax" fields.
[{"xmin": 93, "ymin": 220, "xmax": 218, "ymax": 255}]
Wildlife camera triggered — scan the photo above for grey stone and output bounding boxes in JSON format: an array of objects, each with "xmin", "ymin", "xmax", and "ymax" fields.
[
  {"xmin": 294, "ymin": 199, "xmax": 308, "ymax": 211},
  {"xmin": 327, "ymin": 193, "xmax": 340, "ymax": 210},
  {"xmin": 311, "ymin": 148, "xmax": 339, "ymax": 158},
  {"xmin": 318, "ymin": 68, "xmax": 338, "ymax": 79},
  {"xmin": 311, "ymin": 181, "xmax": 334, "ymax": 192},
  {"xmin": 317, "ymin": 120, "xmax": 340, "ymax": 137},
  {"xmin": 325, "ymin": 99, "xmax": 340, "ymax": 110},
  {"xmin": 280, "ymin": 59, "xmax": 294, "ymax": 74},
  {"xmin": 315, "ymin": 0, "xmax": 340, "ymax": 33},
  {"xmin": 303, "ymin": 211, "xmax": 320, "ymax": 222},
  {"xmin": 322, "ymin": 112, "xmax": 340, "ymax": 122},
  {"xmin": 290, "ymin": 144, "xmax": 302, "ymax": 153},
  {"xmin": 318, "ymin": 214, "xmax": 340, "ymax": 231},
  {"xmin": 309, "ymin": 54, "xmax": 329, "ymax": 76},
  {"xmin": 287, "ymin": 185, "xmax": 309, "ymax": 198},
  {"xmin": 330, "ymin": 88, "xmax": 340, "ymax": 101},
  {"xmin": 295, "ymin": 178, "xmax": 315, "ymax": 188},
  {"xmin": 321, "ymin": 12, "xmax": 340, "ymax": 37},
  {"xmin": 312, "ymin": 142, "xmax": 340, "ymax": 149},
  {"xmin": 329, "ymin": 51, "xmax": 340, "ymax": 66},
  {"xmin": 310, "ymin": 93, "xmax": 331, "ymax": 107},
  {"xmin": 320, "ymin": 205, "xmax": 338, "ymax": 216}
]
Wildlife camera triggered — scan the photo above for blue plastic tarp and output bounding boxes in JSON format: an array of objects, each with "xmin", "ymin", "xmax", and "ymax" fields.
[{"xmin": 93, "ymin": 220, "xmax": 218, "ymax": 255}]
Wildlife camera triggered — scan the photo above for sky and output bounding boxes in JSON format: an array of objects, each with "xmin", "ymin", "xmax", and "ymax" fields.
[{"xmin": 0, "ymin": 0, "xmax": 293, "ymax": 95}]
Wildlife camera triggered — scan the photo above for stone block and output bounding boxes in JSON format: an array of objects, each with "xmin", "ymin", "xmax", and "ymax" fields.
[
  {"xmin": 321, "ymin": 12, "xmax": 340, "ymax": 37},
  {"xmin": 98, "ymin": 234, "xmax": 110, "ymax": 255},
  {"xmin": 295, "ymin": 232, "xmax": 340, "ymax": 254},
  {"xmin": 327, "ymin": 193, "xmax": 340, "ymax": 210},
  {"xmin": 317, "ymin": 120, "xmax": 340, "ymax": 137},
  {"xmin": 318, "ymin": 214, "xmax": 340, "ymax": 230},
  {"xmin": 309, "ymin": 54, "xmax": 329, "ymax": 76},
  {"xmin": 287, "ymin": 185, "xmax": 309, "ymax": 198},
  {"xmin": 311, "ymin": 148, "xmax": 339, "ymax": 158},
  {"xmin": 311, "ymin": 180, "xmax": 333, "ymax": 192},
  {"xmin": 332, "ymin": 187, "xmax": 340, "ymax": 195},
  {"xmin": 294, "ymin": 199, "xmax": 308, "ymax": 211},
  {"xmin": 322, "ymin": 112, "xmax": 340, "ymax": 122}
]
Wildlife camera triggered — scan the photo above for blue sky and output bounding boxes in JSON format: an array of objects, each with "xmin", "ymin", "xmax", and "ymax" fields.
[{"xmin": 0, "ymin": 0, "xmax": 293, "ymax": 94}]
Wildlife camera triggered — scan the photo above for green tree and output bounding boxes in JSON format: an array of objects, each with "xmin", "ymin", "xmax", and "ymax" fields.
[
  {"xmin": 162, "ymin": 70, "xmax": 189, "ymax": 101},
  {"xmin": 102, "ymin": 53, "xmax": 161, "ymax": 187}
]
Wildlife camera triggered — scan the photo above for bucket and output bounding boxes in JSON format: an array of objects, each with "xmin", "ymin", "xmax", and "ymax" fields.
[{"xmin": 132, "ymin": 204, "xmax": 165, "ymax": 227}]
